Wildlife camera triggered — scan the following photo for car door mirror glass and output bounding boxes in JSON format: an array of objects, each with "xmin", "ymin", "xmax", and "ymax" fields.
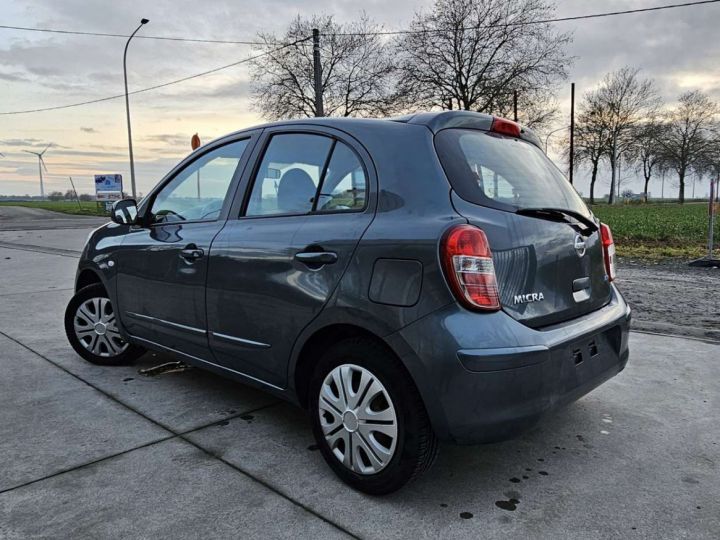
[{"xmin": 111, "ymin": 199, "xmax": 138, "ymax": 225}]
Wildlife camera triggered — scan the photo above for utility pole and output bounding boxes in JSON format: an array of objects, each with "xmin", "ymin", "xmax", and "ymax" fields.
[
  {"xmin": 68, "ymin": 176, "xmax": 82, "ymax": 210},
  {"xmin": 569, "ymin": 82, "xmax": 575, "ymax": 186},
  {"xmin": 661, "ymin": 170, "xmax": 665, "ymax": 199},
  {"xmin": 513, "ymin": 90, "xmax": 518, "ymax": 122},
  {"xmin": 312, "ymin": 28, "xmax": 324, "ymax": 117},
  {"xmin": 609, "ymin": 140, "xmax": 617, "ymax": 204}
]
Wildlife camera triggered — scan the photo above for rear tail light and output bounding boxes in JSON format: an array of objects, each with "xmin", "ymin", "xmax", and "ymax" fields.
[
  {"xmin": 441, "ymin": 224, "xmax": 500, "ymax": 311},
  {"xmin": 600, "ymin": 223, "xmax": 616, "ymax": 282},
  {"xmin": 491, "ymin": 117, "xmax": 522, "ymax": 138}
]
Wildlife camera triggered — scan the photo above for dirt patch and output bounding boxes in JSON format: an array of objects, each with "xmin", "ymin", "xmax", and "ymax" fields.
[{"xmin": 616, "ymin": 257, "xmax": 720, "ymax": 341}]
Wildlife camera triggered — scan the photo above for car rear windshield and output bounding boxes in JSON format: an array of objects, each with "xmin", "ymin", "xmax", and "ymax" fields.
[{"xmin": 435, "ymin": 128, "xmax": 590, "ymax": 217}]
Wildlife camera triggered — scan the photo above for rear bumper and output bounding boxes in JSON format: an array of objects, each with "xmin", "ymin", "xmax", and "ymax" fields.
[{"xmin": 388, "ymin": 285, "xmax": 631, "ymax": 444}]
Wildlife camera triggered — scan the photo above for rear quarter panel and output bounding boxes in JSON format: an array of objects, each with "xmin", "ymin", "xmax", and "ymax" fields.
[{"xmin": 287, "ymin": 121, "xmax": 464, "ymax": 390}]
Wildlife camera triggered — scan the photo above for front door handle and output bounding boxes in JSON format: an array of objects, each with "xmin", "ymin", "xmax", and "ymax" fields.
[
  {"xmin": 180, "ymin": 246, "xmax": 204, "ymax": 261},
  {"xmin": 294, "ymin": 251, "xmax": 338, "ymax": 265}
]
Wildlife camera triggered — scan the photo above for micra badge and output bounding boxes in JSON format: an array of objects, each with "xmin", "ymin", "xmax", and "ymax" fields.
[{"xmin": 514, "ymin": 292, "xmax": 545, "ymax": 304}]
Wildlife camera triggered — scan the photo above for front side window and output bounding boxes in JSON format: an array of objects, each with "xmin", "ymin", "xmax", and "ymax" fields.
[
  {"xmin": 150, "ymin": 139, "xmax": 248, "ymax": 224},
  {"xmin": 435, "ymin": 129, "xmax": 591, "ymax": 218}
]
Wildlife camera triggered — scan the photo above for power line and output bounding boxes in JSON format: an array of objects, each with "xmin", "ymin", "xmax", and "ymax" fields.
[
  {"xmin": 0, "ymin": 24, "xmax": 265, "ymax": 45},
  {"xmin": 325, "ymin": 0, "xmax": 720, "ymax": 36},
  {"xmin": 5, "ymin": 1, "xmax": 717, "ymax": 43},
  {"xmin": 0, "ymin": 37, "xmax": 311, "ymax": 115},
  {"xmin": 2, "ymin": 0, "xmax": 718, "ymax": 115}
]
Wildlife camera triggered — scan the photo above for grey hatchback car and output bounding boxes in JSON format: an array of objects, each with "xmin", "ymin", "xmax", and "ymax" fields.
[{"xmin": 65, "ymin": 111, "xmax": 630, "ymax": 494}]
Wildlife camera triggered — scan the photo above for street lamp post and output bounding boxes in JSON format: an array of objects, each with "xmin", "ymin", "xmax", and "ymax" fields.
[{"xmin": 123, "ymin": 18, "xmax": 149, "ymax": 200}]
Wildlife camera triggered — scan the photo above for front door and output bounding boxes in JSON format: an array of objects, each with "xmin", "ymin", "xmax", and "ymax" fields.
[
  {"xmin": 116, "ymin": 137, "xmax": 253, "ymax": 359},
  {"xmin": 206, "ymin": 130, "xmax": 375, "ymax": 388}
]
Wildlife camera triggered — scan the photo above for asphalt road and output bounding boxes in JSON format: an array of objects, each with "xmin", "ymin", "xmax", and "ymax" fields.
[
  {"xmin": 0, "ymin": 205, "xmax": 108, "ymax": 231},
  {"xmin": 0, "ymin": 208, "xmax": 718, "ymax": 539}
]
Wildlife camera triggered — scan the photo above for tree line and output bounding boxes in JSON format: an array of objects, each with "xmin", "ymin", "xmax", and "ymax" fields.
[
  {"xmin": 248, "ymin": 0, "xmax": 718, "ymax": 205},
  {"xmin": 248, "ymin": 0, "xmax": 571, "ymax": 131},
  {"xmin": 571, "ymin": 67, "xmax": 719, "ymax": 204}
]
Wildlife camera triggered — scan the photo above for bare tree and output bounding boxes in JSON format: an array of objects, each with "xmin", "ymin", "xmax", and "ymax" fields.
[
  {"xmin": 249, "ymin": 15, "xmax": 398, "ymax": 119},
  {"xmin": 693, "ymin": 135, "xmax": 720, "ymax": 187},
  {"xmin": 627, "ymin": 119, "xmax": 664, "ymax": 202},
  {"xmin": 589, "ymin": 67, "xmax": 660, "ymax": 204},
  {"xmin": 569, "ymin": 95, "xmax": 610, "ymax": 205},
  {"xmin": 395, "ymin": 0, "xmax": 571, "ymax": 129},
  {"xmin": 658, "ymin": 91, "xmax": 718, "ymax": 203}
]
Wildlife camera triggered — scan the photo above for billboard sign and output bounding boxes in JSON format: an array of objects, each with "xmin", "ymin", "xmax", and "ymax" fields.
[{"xmin": 94, "ymin": 174, "xmax": 123, "ymax": 201}]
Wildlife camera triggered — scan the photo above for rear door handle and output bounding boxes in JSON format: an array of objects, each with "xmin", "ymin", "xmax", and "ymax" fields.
[
  {"xmin": 294, "ymin": 251, "xmax": 338, "ymax": 265},
  {"xmin": 180, "ymin": 247, "xmax": 204, "ymax": 261}
]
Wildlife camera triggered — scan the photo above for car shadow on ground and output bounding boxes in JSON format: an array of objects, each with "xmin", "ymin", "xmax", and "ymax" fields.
[{"xmin": 140, "ymin": 351, "xmax": 620, "ymax": 517}]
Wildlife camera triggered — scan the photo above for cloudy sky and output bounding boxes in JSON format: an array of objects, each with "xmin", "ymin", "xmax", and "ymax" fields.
[{"xmin": 1, "ymin": 0, "xmax": 719, "ymax": 199}]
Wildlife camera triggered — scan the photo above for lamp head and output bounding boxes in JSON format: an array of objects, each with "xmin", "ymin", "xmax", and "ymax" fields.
[{"xmin": 141, "ymin": 18, "xmax": 149, "ymax": 24}]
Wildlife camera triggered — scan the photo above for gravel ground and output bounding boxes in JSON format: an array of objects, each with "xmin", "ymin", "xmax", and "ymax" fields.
[{"xmin": 616, "ymin": 257, "xmax": 720, "ymax": 341}]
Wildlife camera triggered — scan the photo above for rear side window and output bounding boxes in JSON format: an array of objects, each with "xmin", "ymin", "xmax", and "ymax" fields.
[
  {"xmin": 245, "ymin": 133, "xmax": 367, "ymax": 217},
  {"xmin": 316, "ymin": 142, "xmax": 367, "ymax": 213},
  {"xmin": 246, "ymin": 134, "xmax": 332, "ymax": 216},
  {"xmin": 435, "ymin": 129, "xmax": 590, "ymax": 217}
]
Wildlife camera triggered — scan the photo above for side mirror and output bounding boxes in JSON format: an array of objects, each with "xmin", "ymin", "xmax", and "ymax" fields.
[{"xmin": 111, "ymin": 199, "xmax": 139, "ymax": 225}]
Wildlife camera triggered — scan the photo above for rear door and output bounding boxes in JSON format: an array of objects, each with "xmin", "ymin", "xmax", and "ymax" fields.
[
  {"xmin": 115, "ymin": 136, "xmax": 255, "ymax": 358},
  {"xmin": 206, "ymin": 128, "xmax": 375, "ymax": 388},
  {"xmin": 436, "ymin": 128, "xmax": 611, "ymax": 328}
]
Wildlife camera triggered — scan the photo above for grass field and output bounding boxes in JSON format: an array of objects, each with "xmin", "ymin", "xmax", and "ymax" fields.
[
  {"xmin": 592, "ymin": 202, "xmax": 718, "ymax": 259},
  {"xmin": 0, "ymin": 200, "xmax": 108, "ymax": 216}
]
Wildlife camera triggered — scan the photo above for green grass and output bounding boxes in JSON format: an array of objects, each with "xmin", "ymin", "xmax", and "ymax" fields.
[
  {"xmin": 591, "ymin": 202, "xmax": 718, "ymax": 260},
  {"xmin": 0, "ymin": 200, "xmax": 108, "ymax": 216}
]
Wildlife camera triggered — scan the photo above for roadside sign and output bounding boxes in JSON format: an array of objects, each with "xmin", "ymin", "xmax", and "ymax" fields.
[{"xmin": 94, "ymin": 174, "xmax": 123, "ymax": 201}]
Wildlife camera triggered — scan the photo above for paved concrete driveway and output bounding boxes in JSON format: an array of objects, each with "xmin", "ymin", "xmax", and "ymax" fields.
[{"xmin": 0, "ymin": 210, "xmax": 718, "ymax": 539}]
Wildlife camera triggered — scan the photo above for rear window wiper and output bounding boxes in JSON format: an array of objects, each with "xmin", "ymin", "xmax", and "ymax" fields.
[{"xmin": 516, "ymin": 207, "xmax": 598, "ymax": 233}]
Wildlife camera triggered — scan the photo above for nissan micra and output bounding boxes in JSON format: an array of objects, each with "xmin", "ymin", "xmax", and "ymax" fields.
[{"xmin": 65, "ymin": 111, "xmax": 630, "ymax": 494}]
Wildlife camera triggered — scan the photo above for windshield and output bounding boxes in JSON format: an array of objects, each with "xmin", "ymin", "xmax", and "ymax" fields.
[{"xmin": 435, "ymin": 128, "xmax": 591, "ymax": 218}]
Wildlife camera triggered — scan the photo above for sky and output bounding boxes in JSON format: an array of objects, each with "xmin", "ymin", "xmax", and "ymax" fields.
[{"xmin": 1, "ymin": 0, "xmax": 719, "ymax": 199}]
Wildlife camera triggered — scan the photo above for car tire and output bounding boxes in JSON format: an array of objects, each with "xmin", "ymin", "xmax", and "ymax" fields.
[
  {"xmin": 309, "ymin": 336, "xmax": 439, "ymax": 495},
  {"xmin": 64, "ymin": 283, "xmax": 145, "ymax": 366}
]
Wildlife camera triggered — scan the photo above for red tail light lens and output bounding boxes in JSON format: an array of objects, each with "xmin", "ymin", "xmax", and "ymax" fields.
[
  {"xmin": 491, "ymin": 117, "xmax": 521, "ymax": 138},
  {"xmin": 600, "ymin": 222, "xmax": 616, "ymax": 282},
  {"xmin": 441, "ymin": 224, "xmax": 500, "ymax": 311}
]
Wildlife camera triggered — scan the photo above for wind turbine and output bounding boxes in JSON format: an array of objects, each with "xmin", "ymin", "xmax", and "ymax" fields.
[{"xmin": 23, "ymin": 144, "xmax": 51, "ymax": 199}]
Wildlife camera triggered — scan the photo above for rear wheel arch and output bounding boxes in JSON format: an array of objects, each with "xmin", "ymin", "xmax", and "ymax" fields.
[{"xmin": 294, "ymin": 324, "xmax": 412, "ymax": 410}]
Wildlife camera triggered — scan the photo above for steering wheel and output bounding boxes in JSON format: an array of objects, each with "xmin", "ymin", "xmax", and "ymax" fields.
[{"xmin": 154, "ymin": 209, "xmax": 186, "ymax": 223}]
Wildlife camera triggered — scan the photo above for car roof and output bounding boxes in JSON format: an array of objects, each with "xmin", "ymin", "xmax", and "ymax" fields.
[{"xmin": 209, "ymin": 110, "xmax": 541, "ymax": 150}]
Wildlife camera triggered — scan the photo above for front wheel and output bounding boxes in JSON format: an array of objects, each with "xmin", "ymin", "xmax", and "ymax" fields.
[
  {"xmin": 309, "ymin": 337, "xmax": 438, "ymax": 495},
  {"xmin": 64, "ymin": 283, "xmax": 145, "ymax": 366}
]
